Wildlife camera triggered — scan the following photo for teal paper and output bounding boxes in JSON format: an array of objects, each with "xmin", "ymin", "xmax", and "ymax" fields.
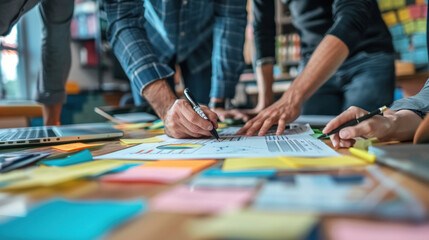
[
  {"xmin": 0, "ymin": 198, "xmax": 145, "ymax": 240},
  {"xmin": 201, "ymin": 168, "xmax": 276, "ymax": 178},
  {"xmin": 41, "ymin": 149, "xmax": 93, "ymax": 166}
]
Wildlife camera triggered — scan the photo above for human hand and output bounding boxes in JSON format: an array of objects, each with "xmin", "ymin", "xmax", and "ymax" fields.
[
  {"xmin": 164, "ymin": 100, "xmax": 218, "ymax": 138},
  {"xmin": 236, "ymin": 95, "xmax": 302, "ymax": 136},
  {"xmin": 212, "ymin": 108, "xmax": 250, "ymax": 122},
  {"xmin": 323, "ymin": 106, "xmax": 396, "ymax": 148}
]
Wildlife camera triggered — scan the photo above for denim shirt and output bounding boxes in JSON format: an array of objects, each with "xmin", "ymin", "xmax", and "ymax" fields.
[{"xmin": 104, "ymin": 0, "xmax": 247, "ymax": 99}]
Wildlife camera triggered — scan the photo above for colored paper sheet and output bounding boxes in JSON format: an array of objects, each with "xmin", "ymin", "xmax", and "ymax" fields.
[
  {"xmin": 101, "ymin": 167, "xmax": 192, "ymax": 183},
  {"xmin": 188, "ymin": 211, "xmax": 318, "ymax": 240},
  {"xmin": 113, "ymin": 122, "xmax": 152, "ymax": 130},
  {"xmin": 222, "ymin": 156, "xmax": 368, "ymax": 171},
  {"xmin": 120, "ymin": 136, "xmax": 164, "ymax": 145},
  {"xmin": 41, "ymin": 149, "xmax": 93, "ymax": 167},
  {"xmin": 189, "ymin": 177, "xmax": 260, "ymax": 189},
  {"xmin": 201, "ymin": 168, "xmax": 276, "ymax": 178},
  {"xmin": 222, "ymin": 157, "xmax": 295, "ymax": 171},
  {"xmin": 0, "ymin": 198, "xmax": 145, "ymax": 240},
  {"xmin": 329, "ymin": 220, "xmax": 429, "ymax": 240},
  {"xmin": 146, "ymin": 129, "xmax": 165, "ymax": 134},
  {"xmin": 2, "ymin": 160, "xmax": 125, "ymax": 190},
  {"xmin": 52, "ymin": 142, "xmax": 102, "ymax": 152},
  {"xmin": 151, "ymin": 186, "xmax": 254, "ymax": 214},
  {"xmin": 148, "ymin": 120, "xmax": 164, "ymax": 129},
  {"xmin": 141, "ymin": 159, "xmax": 216, "ymax": 173},
  {"xmin": 353, "ymin": 138, "xmax": 378, "ymax": 150}
]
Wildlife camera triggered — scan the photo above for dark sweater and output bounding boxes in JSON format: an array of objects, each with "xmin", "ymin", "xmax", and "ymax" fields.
[{"xmin": 287, "ymin": 0, "xmax": 394, "ymax": 58}]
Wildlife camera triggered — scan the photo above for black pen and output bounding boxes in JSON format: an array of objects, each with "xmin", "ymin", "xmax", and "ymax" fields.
[
  {"xmin": 183, "ymin": 88, "xmax": 220, "ymax": 140},
  {"xmin": 318, "ymin": 106, "xmax": 388, "ymax": 139}
]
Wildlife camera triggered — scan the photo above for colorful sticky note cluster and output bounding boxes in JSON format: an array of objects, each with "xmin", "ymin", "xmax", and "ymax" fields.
[
  {"xmin": 52, "ymin": 142, "xmax": 103, "ymax": 152},
  {"xmin": 222, "ymin": 155, "xmax": 368, "ymax": 171},
  {"xmin": 151, "ymin": 186, "xmax": 254, "ymax": 214},
  {"xmin": 101, "ymin": 167, "xmax": 192, "ymax": 183},
  {"xmin": 120, "ymin": 136, "xmax": 164, "ymax": 145},
  {"xmin": 187, "ymin": 212, "xmax": 318, "ymax": 240},
  {"xmin": 0, "ymin": 198, "xmax": 145, "ymax": 240},
  {"xmin": 41, "ymin": 149, "xmax": 93, "ymax": 167}
]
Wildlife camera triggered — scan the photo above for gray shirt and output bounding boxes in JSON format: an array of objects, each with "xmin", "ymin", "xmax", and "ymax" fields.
[
  {"xmin": 0, "ymin": 0, "xmax": 74, "ymax": 105},
  {"xmin": 391, "ymin": 79, "xmax": 429, "ymax": 116}
]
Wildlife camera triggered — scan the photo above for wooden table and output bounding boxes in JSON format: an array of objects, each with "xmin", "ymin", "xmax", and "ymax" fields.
[{"xmin": 2, "ymin": 128, "xmax": 429, "ymax": 240}]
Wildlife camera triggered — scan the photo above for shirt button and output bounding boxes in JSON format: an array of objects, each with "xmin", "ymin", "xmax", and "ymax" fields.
[{"xmin": 180, "ymin": 32, "xmax": 185, "ymax": 37}]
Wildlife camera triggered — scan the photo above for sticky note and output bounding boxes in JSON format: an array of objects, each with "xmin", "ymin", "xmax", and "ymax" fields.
[
  {"xmin": 2, "ymin": 160, "xmax": 125, "ymax": 190},
  {"xmin": 113, "ymin": 122, "xmax": 152, "ymax": 130},
  {"xmin": 146, "ymin": 129, "xmax": 165, "ymax": 134},
  {"xmin": 328, "ymin": 220, "xmax": 429, "ymax": 240},
  {"xmin": 398, "ymin": 8, "xmax": 411, "ymax": 22},
  {"xmin": 201, "ymin": 168, "xmax": 276, "ymax": 178},
  {"xmin": 148, "ymin": 120, "xmax": 164, "ymax": 129},
  {"xmin": 353, "ymin": 138, "xmax": 378, "ymax": 150},
  {"xmin": 222, "ymin": 157, "xmax": 295, "ymax": 171},
  {"xmin": 141, "ymin": 159, "xmax": 216, "ymax": 173},
  {"xmin": 52, "ymin": 142, "xmax": 102, "ymax": 152},
  {"xmin": 120, "ymin": 136, "xmax": 164, "ymax": 145},
  {"xmin": 382, "ymin": 11, "xmax": 398, "ymax": 26},
  {"xmin": 279, "ymin": 155, "xmax": 368, "ymax": 168},
  {"xmin": 189, "ymin": 177, "xmax": 260, "ymax": 189},
  {"xmin": 187, "ymin": 211, "xmax": 318, "ymax": 240},
  {"xmin": 403, "ymin": 20, "xmax": 416, "ymax": 34},
  {"xmin": 151, "ymin": 186, "xmax": 254, "ymax": 214},
  {"xmin": 0, "ymin": 198, "xmax": 145, "ymax": 240},
  {"xmin": 217, "ymin": 123, "xmax": 227, "ymax": 128},
  {"xmin": 101, "ymin": 167, "xmax": 192, "ymax": 183},
  {"xmin": 41, "ymin": 149, "xmax": 93, "ymax": 167},
  {"xmin": 349, "ymin": 147, "xmax": 376, "ymax": 163}
]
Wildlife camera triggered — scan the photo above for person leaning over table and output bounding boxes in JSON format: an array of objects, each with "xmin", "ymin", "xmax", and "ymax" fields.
[
  {"xmin": 0, "ymin": 0, "xmax": 74, "ymax": 126},
  {"xmin": 237, "ymin": 0, "xmax": 395, "ymax": 136},
  {"xmin": 103, "ymin": 0, "xmax": 248, "ymax": 139}
]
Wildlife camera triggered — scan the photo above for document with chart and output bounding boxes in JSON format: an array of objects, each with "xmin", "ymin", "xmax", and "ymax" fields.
[{"xmin": 96, "ymin": 124, "xmax": 339, "ymax": 160}]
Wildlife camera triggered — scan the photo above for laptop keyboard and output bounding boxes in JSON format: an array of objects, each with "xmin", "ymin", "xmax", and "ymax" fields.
[{"xmin": 0, "ymin": 128, "xmax": 57, "ymax": 141}]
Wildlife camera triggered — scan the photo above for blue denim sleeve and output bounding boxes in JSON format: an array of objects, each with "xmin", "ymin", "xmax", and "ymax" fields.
[
  {"xmin": 103, "ymin": 0, "xmax": 174, "ymax": 95},
  {"xmin": 211, "ymin": 0, "xmax": 247, "ymax": 99}
]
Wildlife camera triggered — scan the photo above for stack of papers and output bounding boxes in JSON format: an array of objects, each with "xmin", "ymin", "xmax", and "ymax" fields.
[
  {"xmin": 0, "ymin": 198, "xmax": 145, "ymax": 240},
  {"xmin": 151, "ymin": 186, "xmax": 254, "ymax": 214}
]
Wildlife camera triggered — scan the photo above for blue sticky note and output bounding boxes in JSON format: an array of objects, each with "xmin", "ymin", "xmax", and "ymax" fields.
[
  {"xmin": 331, "ymin": 175, "xmax": 365, "ymax": 184},
  {"xmin": 108, "ymin": 163, "xmax": 143, "ymax": 173},
  {"xmin": 0, "ymin": 198, "xmax": 145, "ymax": 240},
  {"xmin": 201, "ymin": 168, "xmax": 276, "ymax": 178},
  {"xmin": 41, "ymin": 149, "xmax": 93, "ymax": 167}
]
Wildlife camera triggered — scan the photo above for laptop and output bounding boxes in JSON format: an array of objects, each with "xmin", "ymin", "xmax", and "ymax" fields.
[
  {"xmin": 369, "ymin": 144, "xmax": 429, "ymax": 182},
  {"xmin": 0, "ymin": 123, "xmax": 123, "ymax": 148}
]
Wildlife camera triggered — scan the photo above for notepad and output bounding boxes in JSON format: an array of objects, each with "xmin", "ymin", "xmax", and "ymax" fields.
[
  {"xmin": 1, "ymin": 160, "xmax": 125, "ymax": 190},
  {"xmin": 120, "ymin": 136, "xmax": 164, "ymax": 145},
  {"xmin": 222, "ymin": 156, "xmax": 368, "ymax": 171},
  {"xmin": 187, "ymin": 211, "xmax": 318, "ymax": 240},
  {"xmin": 0, "ymin": 198, "xmax": 145, "ymax": 240},
  {"xmin": 41, "ymin": 149, "xmax": 93, "ymax": 167},
  {"xmin": 151, "ymin": 186, "xmax": 253, "ymax": 214},
  {"xmin": 141, "ymin": 160, "xmax": 216, "ymax": 173},
  {"xmin": 101, "ymin": 167, "xmax": 192, "ymax": 183},
  {"xmin": 52, "ymin": 142, "xmax": 102, "ymax": 152}
]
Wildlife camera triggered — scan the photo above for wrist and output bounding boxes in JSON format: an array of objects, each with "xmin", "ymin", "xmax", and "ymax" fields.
[{"xmin": 383, "ymin": 114, "xmax": 399, "ymax": 140}]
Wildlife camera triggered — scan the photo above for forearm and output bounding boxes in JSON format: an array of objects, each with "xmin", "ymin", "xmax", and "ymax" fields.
[
  {"xmin": 285, "ymin": 34, "xmax": 349, "ymax": 104},
  {"xmin": 384, "ymin": 110, "xmax": 423, "ymax": 141},
  {"xmin": 142, "ymin": 80, "xmax": 177, "ymax": 121},
  {"xmin": 255, "ymin": 64, "xmax": 274, "ymax": 109}
]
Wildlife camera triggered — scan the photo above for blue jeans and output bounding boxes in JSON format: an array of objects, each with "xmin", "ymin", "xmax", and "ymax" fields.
[
  {"xmin": 300, "ymin": 52, "xmax": 395, "ymax": 115},
  {"xmin": 132, "ymin": 59, "xmax": 212, "ymax": 106}
]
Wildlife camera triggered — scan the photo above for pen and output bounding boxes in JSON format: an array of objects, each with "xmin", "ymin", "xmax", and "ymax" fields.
[
  {"xmin": 318, "ymin": 106, "xmax": 388, "ymax": 139},
  {"xmin": 183, "ymin": 88, "xmax": 220, "ymax": 140}
]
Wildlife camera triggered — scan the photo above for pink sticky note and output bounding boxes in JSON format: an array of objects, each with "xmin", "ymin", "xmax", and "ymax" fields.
[
  {"xmin": 330, "ymin": 220, "xmax": 429, "ymax": 240},
  {"xmin": 101, "ymin": 167, "xmax": 192, "ymax": 184},
  {"xmin": 151, "ymin": 186, "xmax": 253, "ymax": 214}
]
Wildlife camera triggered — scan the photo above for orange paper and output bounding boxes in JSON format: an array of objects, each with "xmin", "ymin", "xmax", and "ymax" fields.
[
  {"xmin": 140, "ymin": 160, "xmax": 217, "ymax": 173},
  {"xmin": 52, "ymin": 143, "xmax": 102, "ymax": 152}
]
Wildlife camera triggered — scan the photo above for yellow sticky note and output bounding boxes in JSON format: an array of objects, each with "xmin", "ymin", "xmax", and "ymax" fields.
[
  {"xmin": 148, "ymin": 121, "xmax": 164, "ymax": 130},
  {"xmin": 403, "ymin": 20, "xmax": 416, "ymax": 34},
  {"xmin": 382, "ymin": 11, "xmax": 398, "ymax": 26},
  {"xmin": 187, "ymin": 211, "xmax": 318, "ymax": 240},
  {"xmin": 279, "ymin": 155, "xmax": 369, "ymax": 168},
  {"xmin": 397, "ymin": 8, "xmax": 411, "ymax": 22},
  {"xmin": 146, "ymin": 129, "xmax": 165, "ymax": 134},
  {"xmin": 120, "ymin": 136, "xmax": 164, "ymax": 145},
  {"xmin": 113, "ymin": 122, "xmax": 152, "ymax": 130},
  {"xmin": 222, "ymin": 157, "xmax": 295, "ymax": 171},
  {"xmin": 52, "ymin": 142, "xmax": 102, "ymax": 152},
  {"xmin": 349, "ymin": 147, "xmax": 376, "ymax": 163},
  {"xmin": 2, "ymin": 160, "xmax": 124, "ymax": 190},
  {"xmin": 353, "ymin": 138, "xmax": 379, "ymax": 150},
  {"xmin": 0, "ymin": 169, "xmax": 28, "ymax": 184},
  {"xmin": 217, "ymin": 123, "xmax": 227, "ymax": 129}
]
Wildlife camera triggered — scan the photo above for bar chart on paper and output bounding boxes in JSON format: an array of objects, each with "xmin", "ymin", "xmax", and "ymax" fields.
[{"xmin": 96, "ymin": 125, "xmax": 339, "ymax": 160}]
